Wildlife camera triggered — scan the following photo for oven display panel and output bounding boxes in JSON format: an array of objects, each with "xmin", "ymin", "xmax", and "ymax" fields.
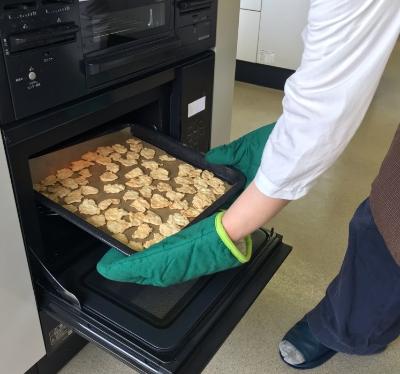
[{"xmin": 80, "ymin": 0, "xmax": 171, "ymax": 54}]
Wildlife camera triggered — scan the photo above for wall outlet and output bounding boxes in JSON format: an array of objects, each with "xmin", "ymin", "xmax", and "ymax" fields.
[{"xmin": 257, "ymin": 50, "xmax": 276, "ymax": 65}]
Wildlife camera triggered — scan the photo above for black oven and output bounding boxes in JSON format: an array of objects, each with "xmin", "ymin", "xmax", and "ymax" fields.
[
  {"xmin": 0, "ymin": 0, "xmax": 218, "ymax": 120},
  {"xmin": 80, "ymin": 0, "xmax": 174, "ymax": 55},
  {"xmin": 0, "ymin": 1, "xmax": 292, "ymax": 373}
]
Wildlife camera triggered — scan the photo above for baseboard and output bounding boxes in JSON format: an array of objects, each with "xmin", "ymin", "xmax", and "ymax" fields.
[{"xmin": 235, "ymin": 60, "xmax": 295, "ymax": 91}]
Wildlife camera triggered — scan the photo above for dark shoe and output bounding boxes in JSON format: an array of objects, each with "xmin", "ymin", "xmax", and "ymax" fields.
[{"xmin": 279, "ymin": 317, "xmax": 337, "ymax": 370}]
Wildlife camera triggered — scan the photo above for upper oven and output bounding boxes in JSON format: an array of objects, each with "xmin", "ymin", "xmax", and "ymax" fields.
[
  {"xmin": 0, "ymin": 0, "xmax": 218, "ymax": 122},
  {"xmin": 80, "ymin": 0, "xmax": 174, "ymax": 55}
]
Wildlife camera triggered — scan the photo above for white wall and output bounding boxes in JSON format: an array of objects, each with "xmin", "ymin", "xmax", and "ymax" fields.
[
  {"xmin": 257, "ymin": 0, "xmax": 309, "ymax": 70},
  {"xmin": 211, "ymin": 0, "xmax": 241, "ymax": 147}
]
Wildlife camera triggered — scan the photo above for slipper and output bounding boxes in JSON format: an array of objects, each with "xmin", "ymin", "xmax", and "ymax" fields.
[{"xmin": 279, "ymin": 317, "xmax": 337, "ymax": 370}]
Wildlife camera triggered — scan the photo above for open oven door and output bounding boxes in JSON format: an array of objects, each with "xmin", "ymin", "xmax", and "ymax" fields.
[{"xmin": 36, "ymin": 224, "xmax": 290, "ymax": 374}]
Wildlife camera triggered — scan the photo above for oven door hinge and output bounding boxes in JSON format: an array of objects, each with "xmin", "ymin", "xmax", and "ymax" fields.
[{"xmin": 29, "ymin": 247, "xmax": 81, "ymax": 309}]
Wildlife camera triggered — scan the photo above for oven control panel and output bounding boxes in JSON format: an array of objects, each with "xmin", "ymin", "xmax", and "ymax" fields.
[{"xmin": 0, "ymin": 0, "xmax": 85, "ymax": 119}]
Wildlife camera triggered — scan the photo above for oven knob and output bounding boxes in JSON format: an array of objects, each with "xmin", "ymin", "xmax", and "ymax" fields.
[{"xmin": 28, "ymin": 71, "xmax": 37, "ymax": 81}]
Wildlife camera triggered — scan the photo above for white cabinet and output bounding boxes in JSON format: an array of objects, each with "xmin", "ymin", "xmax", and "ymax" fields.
[
  {"xmin": 236, "ymin": 9, "xmax": 261, "ymax": 63},
  {"xmin": 240, "ymin": 0, "xmax": 262, "ymax": 11}
]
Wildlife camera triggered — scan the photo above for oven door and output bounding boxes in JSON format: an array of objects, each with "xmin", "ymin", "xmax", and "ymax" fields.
[
  {"xmin": 37, "ymin": 227, "xmax": 290, "ymax": 374},
  {"xmin": 80, "ymin": 0, "xmax": 174, "ymax": 55}
]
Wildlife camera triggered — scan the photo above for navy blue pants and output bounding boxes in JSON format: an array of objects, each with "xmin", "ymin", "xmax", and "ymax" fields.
[{"xmin": 307, "ymin": 199, "xmax": 400, "ymax": 355}]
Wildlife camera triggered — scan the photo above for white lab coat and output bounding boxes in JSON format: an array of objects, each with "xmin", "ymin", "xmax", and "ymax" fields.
[{"xmin": 255, "ymin": 0, "xmax": 400, "ymax": 200}]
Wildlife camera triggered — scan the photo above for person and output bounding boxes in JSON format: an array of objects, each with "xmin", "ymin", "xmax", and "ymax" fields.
[{"xmin": 97, "ymin": 0, "xmax": 400, "ymax": 369}]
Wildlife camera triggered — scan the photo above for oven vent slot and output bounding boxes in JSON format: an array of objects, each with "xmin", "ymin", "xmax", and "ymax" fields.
[{"xmin": 3, "ymin": 1, "xmax": 37, "ymax": 11}]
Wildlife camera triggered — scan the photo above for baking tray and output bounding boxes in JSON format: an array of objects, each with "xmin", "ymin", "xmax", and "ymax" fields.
[{"xmin": 35, "ymin": 124, "xmax": 246, "ymax": 256}]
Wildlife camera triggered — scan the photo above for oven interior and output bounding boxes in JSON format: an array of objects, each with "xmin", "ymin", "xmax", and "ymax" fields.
[{"xmin": 27, "ymin": 109, "xmax": 275, "ymax": 360}]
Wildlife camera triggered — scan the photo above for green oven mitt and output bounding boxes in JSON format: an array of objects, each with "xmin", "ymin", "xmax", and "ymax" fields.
[
  {"xmin": 206, "ymin": 123, "xmax": 276, "ymax": 186},
  {"xmin": 97, "ymin": 212, "xmax": 252, "ymax": 287}
]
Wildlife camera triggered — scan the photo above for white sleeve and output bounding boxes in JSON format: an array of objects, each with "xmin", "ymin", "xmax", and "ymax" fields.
[{"xmin": 254, "ymin": 0, "xmax": 400, "ymax": 200}]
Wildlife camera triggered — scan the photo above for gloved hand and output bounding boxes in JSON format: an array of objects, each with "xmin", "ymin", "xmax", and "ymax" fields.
[
  {"xmin": 97, "ymin": 212, "xmax": 252, "ymax": 287},
  {"xmin": 206, "ymin": 123, "xmax": 275, "ymax": 186}
]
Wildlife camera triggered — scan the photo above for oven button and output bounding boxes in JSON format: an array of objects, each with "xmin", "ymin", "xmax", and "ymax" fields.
[{"xmin": 28, "ymin": 71, "xmax": 37, "ymax": 81}]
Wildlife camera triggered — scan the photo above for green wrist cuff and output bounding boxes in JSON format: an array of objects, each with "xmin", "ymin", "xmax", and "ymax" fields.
[{"xmin": 215, "ymin": 212, "xmax": 253, "ymax": 263}]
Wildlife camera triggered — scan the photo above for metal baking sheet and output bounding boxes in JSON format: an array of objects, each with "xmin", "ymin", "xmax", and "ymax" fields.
[{"xmin": 34, "ymin": 124, "xmax": 246, "ymax": 256}]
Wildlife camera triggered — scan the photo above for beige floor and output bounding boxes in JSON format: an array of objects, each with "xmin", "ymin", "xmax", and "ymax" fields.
[{"xmin": 60, "ymin": 42, "xmax": 400, "ymax": 374}]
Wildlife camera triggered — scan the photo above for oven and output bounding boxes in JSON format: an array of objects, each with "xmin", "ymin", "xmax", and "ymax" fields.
[
  {"xmin": 0, "ymin": 0, "xmax": 217, "ymax": 120},
  {"xmin": 0, "ymin": 2, "xmax": 292, "ymax": 374}
]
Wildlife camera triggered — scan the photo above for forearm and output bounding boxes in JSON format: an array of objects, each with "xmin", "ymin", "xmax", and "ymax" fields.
[{"xmin": 222, "ymin": 182, "xmax": 290, "ymax": 241}]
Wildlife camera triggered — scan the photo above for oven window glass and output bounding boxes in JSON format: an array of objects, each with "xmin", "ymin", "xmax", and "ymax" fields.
[{"xmin": 80, "ymin": 0, "xmax": 171, "ymax": 54}]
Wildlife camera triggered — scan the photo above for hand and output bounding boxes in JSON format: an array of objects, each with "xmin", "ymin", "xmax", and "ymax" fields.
[
  {"xmin": 206, "ymin": 123, "xmax": 275, "ymax": 186},
  {"xmin": 97, "ymin": 212, "xmax": 252, "ymax": 287}
]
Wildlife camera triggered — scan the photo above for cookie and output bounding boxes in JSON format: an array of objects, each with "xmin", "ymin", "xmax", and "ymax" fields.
[
  {"xmin": 167, "ymin": 213, "xmax": 190, "ymax": 227},
  {"xmin": 105, "ymin": 163, "xmax": 120, "ymax": 174},
  {"xmin": 176, "ymin": 185, "xmax": 197, "ymax": 194},
  {"xmin": 118, "ymin": 158, "xmax": 138, "ymax": 167},
  {"xmin": 122, "ymin": 190, "xmax": 140, "ymax": 201},
  {"xmin": 156, "ymin": 182, "xmax": 172, "ymax": 192},
  {"xmin": 113, "ymin": 233, "xmax": 129, "ymax": 245},
  {"xmin": 96, "ymin": 146, "xmax": 114, "ymax": 157},
  {"xmin": 170, "ymin": 200, "xmax": 189, "ymax": 211},
  {"xmin": 128, "ymin": 241, "xmax": 144, "ymax": 251},
  {"xmin": 166, "ymin": 190, "xmax": 185, "ymax": 202},
  {"xmin": 79, "ymin": 168, "xmax": 92, "ymax": 178},
  {"xmin": 159, "ymin": 222, "xmax": 180, "ymax": 237},
  {"xmin": 107, "ymin": 220, "xmax": 130, "ymax": 234},
  {"xmin": 143, "ymin": 233, "xmax": 165, "ymax": 249},
  {"xmin": 124, "ymin": 167, "xmax": 143, "ymax": 179},
  {"xmin": 159, "ymin": 155, "xmax": 176, "ymax": 162},
  {"xmin": 130, "ymin": 197, "xmax": 150, "ymax": 212},
  {"xmin": 112, "ymin": 144, "xmax": 128, "ymax": 154},
  {"xmin": 87, "ymin": 214, "xmax": 106, "ymax": 228},
  {"xmin": 104, "ymin": 184, "xmax": 125, "ymax": 193},
  {"xmin": 139, "ymin": 185, "xmax": 153, "ymax": 199},
  {"xmin": 71, "ymin": 160, "xmax": 94, "ymax": 171},
  {"xmin": 64, "ymin": 190, "xmax": 83, "ymax": 204},
  {"xmin": 150, "ymin": 194, "xmax": 170, "ymax": 209},
  {"xmin": 79, "ymin": 199, "xmax": 100, "ymax": 215},
  {"xmin": 60, "ymin": 178, "xmax": 79, "ymax": 190},
  {"xmin": 41, "ymin": 175, "xmax": 57, "ymax": 186},
  {"xmin": 150, "ymin": 168, "xmax": 169, "ymax": 181},
  {"xmin": 95, "ymin": 155, "xmax": 112, "ymax": 166},
  {"xmin": 63, "ymin": 204, "xmax": 78, "ymax": 213},
  {"xmin": 74, "ymin": 176, "xmax": 89, "ymax": 186},
  {"xmin": 98, "ymin": 198, "xmax": 120, "ymax": 210},
  {"xmin": 140, "ymin": 148, "xmax": 156, "ymax": 160},
  {"xmin": 100, "ymin": 172, "xmax": 118, "ymax": 182},
  {"xmin": 132, "ymin": 224, "xmax": 152, "ymax": 240},
  {"xmin": 81, "ymin": 152, "xmax": 98, "ymax": 162},
  {"xmin": 142, "ymin": 210, "xmax": 162, "ymax": 226},
  {"xmin": 104, "ymin": 207, "xmax": 129, "ymax": 221},
  {"xmin": 56, "ymin": 168, "xmax": 74, "ymax": 180},
  {"xmin": 142, "ymin": 161, "xmax": 160, "ymax": 170}
]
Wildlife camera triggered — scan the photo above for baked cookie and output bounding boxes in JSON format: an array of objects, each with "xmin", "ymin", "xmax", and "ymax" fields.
[
  {"xmin": 63, "ymin": 204, "xmax": 78, "ymax": 213},
  {"xmin": 113, "ymin": 233, "xmax": 129, "ymax": 245},
  {"xmin": 150, "ymin": 194, "xmax": 170, "ymax": 209},
  {"xmin": 104, "ymin": 184, "xmax": 125, "ymax": 193},
  {"xmin": 71, "ymin": 160, "xmax": 94, "ymax": 171},
  {"xmin": 142, "ymin": 210, "xmax": 162, "ymax": 226},
  {"xmin": 107, "ymin": 220, "xmax": 130, "ymax": 234},
  {"xmin": 123, "ymin": 190, "xmax": 140, "ymax": 201},
  {"xmin": 159, "ymin": 155, "xmax": 176, "ymax": 162},
  {"xmin": 81, "ymin": 151, "xmax": 98, "ymax": 162},
  {"xmin": 130, "ymin": 197, "xmax": 150, "ymax": 212},
  {"xmin": 167, "ymin": 213, "xmax": 190, "ymax": 227},
  {"xmin": 100, "ymin": 172, "xmax": 118, "ymax": 182},
  {"xmin": 41, "ymin": 175, "xmax": 57, "ymax": 186},
  {"xmin": 125, "ymin": 167, "xmax": 144, "ymax": 179},
  {"xmin": 79, "ymin": 168, "xmax": 92, "ymax": 178},
  {"xmin": 132, "ymin": 223, "xmax": 152, "ymax": 240},
  {"xmin": 143, "ymin": 233, "xmax": 165, "ymax": 249},
  {"xmin": 56, "ymin": 168, "xmax": 74, "ymax": 180},
  {"xmin": 96, "ymin": 146, "xmax": 114, "ymax": 157},
  {"xmin": 79, "ymin": 199, "xmax": 100, "ymax": 215},
  {"xmin": 159, "ymin": 222, "xmax": 180, "ymax": 237},
  {"xmin": 156, "ymin": 182, "xmax": 173, "ymax": 192},
  {"xmin": 140, "ymin": 148, "xmax": 156, "ymax": 160},
  {"xmin": 60, "ymin": 178, "xmax": 79, "ymax": 190},
  {"xmin": 64, "ymin": 190, "xmax": 83, "ymax": 204},
  {"xmin": 112, "ymin": 144, "xmax": 128, "ymax": 154},
  {"xmin": 87, "ymin": 214, "xmax": 106, "ymax": 228},
  {"xmin": 105, "ymin": 163, "xmax": 120, "ymax": 174},
  {"xmin": 104, "ymin": 207, "xmax": 129, "ymax": 221},
  {"xmin": 98, "ymin": 198, "xmax": 120, "ymax": 210},
  {"xmin": 150, "ymin": 168, "xmax": 169, "ymax": 181}
]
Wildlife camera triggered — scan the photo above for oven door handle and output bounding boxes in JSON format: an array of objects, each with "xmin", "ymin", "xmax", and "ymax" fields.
[{"xmin": 86, "ymin": 39, "xmax": 182, "ymax": 76}]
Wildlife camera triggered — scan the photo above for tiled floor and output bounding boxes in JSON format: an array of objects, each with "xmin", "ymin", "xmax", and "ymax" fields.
[{"xmin": 60, "ymin": 42, "xmax": 400, "ymax": 374}]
